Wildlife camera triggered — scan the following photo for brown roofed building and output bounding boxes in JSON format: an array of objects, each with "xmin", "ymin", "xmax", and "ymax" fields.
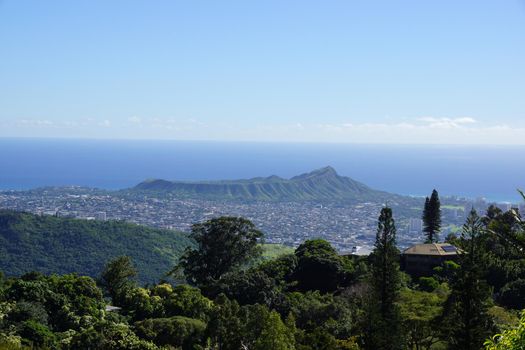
[{"xmin": 401, "ymin": 243, "xmax": 460, "ymax": 277}]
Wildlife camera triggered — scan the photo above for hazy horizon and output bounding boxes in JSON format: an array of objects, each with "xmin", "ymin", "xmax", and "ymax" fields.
[{"xmin": 1, "ymin": 138, "xmax": 523, "ymax": 203}]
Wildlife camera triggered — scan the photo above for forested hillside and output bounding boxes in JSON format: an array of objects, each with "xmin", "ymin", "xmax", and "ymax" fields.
[
  {"xmin": 2, "ymin": 208, "xmax": 525, "ymax": 349},
  {"xmin": 0, "ymin": 210, "xmax": 192, "ymax": 284},
  {"xmin": 2, "ymin": 196, "xmax": 525, "ymax": 349}
]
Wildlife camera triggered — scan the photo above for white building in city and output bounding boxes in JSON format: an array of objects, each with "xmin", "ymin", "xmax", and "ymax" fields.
[{"xmin": 408, "ymin": 218, "xmax": 423, "ymax": 235}]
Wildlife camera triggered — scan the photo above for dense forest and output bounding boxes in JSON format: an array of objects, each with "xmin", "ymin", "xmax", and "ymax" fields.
[
  {"xmin": 0, "ymin": 210, "xmax": 192, "ymax": 284},
  {"xmin": 2, "ymin": 192, "xmax": 525, "ymax": 349}
]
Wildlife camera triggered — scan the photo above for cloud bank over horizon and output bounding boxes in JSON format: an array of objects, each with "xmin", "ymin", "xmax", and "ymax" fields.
[{"xmin": 1, "ymin": 115, "xmax": 524, "ymax": 145}]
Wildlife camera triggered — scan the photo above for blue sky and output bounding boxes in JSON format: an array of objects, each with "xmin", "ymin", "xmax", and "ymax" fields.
[{"xmin": 1, "ymin": 0, "xmax": 524, "ymax": 143}]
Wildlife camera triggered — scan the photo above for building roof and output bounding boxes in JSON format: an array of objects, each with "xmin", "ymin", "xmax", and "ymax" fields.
[
  {"xmin": 402, "ymin": 243, "xmax": 459, "ymax": 256},
  {"xmin": 105, "ymin": 305, "xmax": 122, "ymax": 312}
]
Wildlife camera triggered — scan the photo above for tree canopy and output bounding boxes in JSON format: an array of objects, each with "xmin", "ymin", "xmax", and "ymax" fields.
[
  {"xmin": 177, "ymin": 216, "xmax": 264, "ymax": 288},
  {"xmin": 422, "ymin": 189, "xmax": 441, "ymax": 243}
]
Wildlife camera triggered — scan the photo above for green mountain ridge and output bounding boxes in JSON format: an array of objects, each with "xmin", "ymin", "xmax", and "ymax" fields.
[
  {"xmin": 0, "ymin": 210, "xmax": 193, "ymax": 284},
  {"xmin": 132, "ymin": 166, "xmax": 395, "ymax": 201}
]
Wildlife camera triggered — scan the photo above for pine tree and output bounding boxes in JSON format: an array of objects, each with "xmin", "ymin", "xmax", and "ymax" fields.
[
  {"xmin": 423, "ymin": 189, "xmax": 441, "ymax": 243},
  {"xmin": 445, "ymin": 209, "xmax": 494, "ymax": 350},
  {"xmin": 364, "ymin": 207, "xmax": 404, "ymax": 350}
]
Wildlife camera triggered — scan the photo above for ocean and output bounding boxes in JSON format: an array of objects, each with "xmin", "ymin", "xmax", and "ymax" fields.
[{"xmin": 0, "ymin": 138, "xmax": 524, "ymax": 203}]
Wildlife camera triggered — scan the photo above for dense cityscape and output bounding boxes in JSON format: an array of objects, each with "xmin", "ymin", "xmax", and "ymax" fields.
[{"xmin": 2, "ymin": 186, "xmax": 519, "ymax": 253}]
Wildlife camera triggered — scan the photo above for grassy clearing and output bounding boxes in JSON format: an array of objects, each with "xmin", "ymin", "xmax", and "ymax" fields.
[{"xmin": 261, "ymin": 243, "xmax": 295, "ymax": 260}]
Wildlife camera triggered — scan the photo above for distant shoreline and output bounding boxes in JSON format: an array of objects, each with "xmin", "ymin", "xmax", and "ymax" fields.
[{"xmin": 0, "ymin": 138, "xmax": 523, "ymax": 203}]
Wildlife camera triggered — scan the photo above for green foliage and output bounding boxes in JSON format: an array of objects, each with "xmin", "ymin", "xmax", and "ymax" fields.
[
  {"xmin": 418, "ymin": 276, "xmax": 439, "ymax": 292},
  {"xmin": 292, "ymin": 240, "xmax": 354, "ymax": 293},
  {"xmin": 160, "ymin": 284, "xmax": 213, "ymax": 320},
  {"xmin": 134, "ymin": 316, "xmax": 206, "ymax": 349},
  {"xmin": 398, "ymin": 289, "xmax": 446, "ymax": 350},
  {"xmin": 261, "ymin": 244, "xmax": 295, "ymax": 260},
  {"xmin": 18, "ymin": 320, "xmax": 55, "ymax": 348},
  {"xmin": 214, "ymin": 268, "xmax": 282, "ymax": 307},
  {"xmin": 3, "ymin": 273, "xmax": 105, "ymax": 333},
  {"xmin": 488, "ymin": 190, "xmax": 525, "ymax": 254},
  {"xmin": 120, "ymin": 287, "xmax": 164, "ymax": 321},
  {"xmin": 423, "ymin": 190, "xmax": 442, "ymax": 243},
  {"xmin": 133, "ymin": 166, "xmax": 391, "ymax": 202},
  {"xmin": 498, "ymin": 279, "xmax": 525, "ymax": 310},
  {"xmin": 258, "ymin": 253, "xmax": 298, "ymax": 286},
  {"xmin": 482, "ymin": 206, "xmax": 525, "ymax": 295},
  {"xmin": 100, "ymin": 256, "xmax": 137, "ymax": 305},
  {"xmin": 4, "ymin": 205, "xmax": 525, "ymax": 350},
  {"xmin": 488, "ymin": 306, "xmax": 519, "ymax": 331},
  {"xmin": 207, "ymin": 294, "xmax": 243, "ymax": 350},
  {"xmin": 433, "ymin": 260, "xmax": 460, "ymax": 283},
  {"xmin": 286, "ymin": 291, "xmax": 356, "ymax": 340},
  {"xmin": 484, "ymin": 311, "xmax": 525, "ymax": 350},
  {"xmin": 0, "ymin": 210, "xmax": 192, "ymax": 284},
  {"xmin": 120, "ymin": 283, "xmax": 212, "ymax": 322},
  {"xmin": 255, "ymin": 310, "xmax": 295, "ymax": 349},
  {"xmin": 364, "ymin": 207, "xmax": 404, "ymax": 350},
  {"xmin": 68, "ymin": 322, "xmax": 160, "ymax": 350},
  {"xmin": 206, "ymin": 294, "xmax": 297, "ymax": 350},
  {"xmin": 177, "ymin": 216, "xmax": 263, "ymax": 289},
  {"xmin": 245, "ymin": 305, "xmax": 296, "ymax": 350},
  {"xmin": 444, "ymin": 210, "xmax": 495, "ymax": 350}
]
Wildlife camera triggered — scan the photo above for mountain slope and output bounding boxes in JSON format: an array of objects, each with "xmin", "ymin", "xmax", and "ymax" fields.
[
  {"xmin": 131, "ymin": 166, "xmax": 393, "ymax": 201},
  {"xmin": 0, "ymin": 210, "xmax": 193, "ymax": 284}
]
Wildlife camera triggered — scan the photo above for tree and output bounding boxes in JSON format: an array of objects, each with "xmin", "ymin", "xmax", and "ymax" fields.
[
  {"xmin": 19, "ymin": 320, "xmax": 56, "ymax": 348},
  {"xmin": 445, "ymin": 209, "xmax": 494, "ymax": 350},
  {"xmin": 207, "ymin": 294, "xmax": 243, "ymax": 350},
  {"xmin": 484, "ymin": 311, "xmax": 525, "ymax": 350},
  {"xmin": 398, "ymin": 289, "xmax": 446, "ymax": 350},
  {"xmin": 254, "ymin": 313, "xmax": 295, "ymax": 350},
  {"xmin": 422, "ymin": 190, "xmax": 441, "ymax": 243},
  {"xmin": 177, "ymin": 217, "xmax": 263, "ymax": 289},
  {"xmin": 134, "ymin": 316, "xmax": 207, "ymax": 349},
  {"xmin": 488, "ymin": 190, "xmax": 525, "ymax": 254},
  {"xmin": 69, "ymin": 321, "xmax": 160, "ymax": 350},
  {"xmin": 250, "ymin": 307, "xmax": 295, "ymax": 350},
  {"xmin": 364, "ymin": 207, "xmax": 404, "ymax": 350},
  {"xmin": 286, "ymin": 291, "xmax": 354, "ymax": 338},
  {"xmin": 292, "ymin": 239, "xmax": 353, "ymax": 293},
  {"xmin": 497, "ymin": 279, "xmax": 525, "ymax": 310},
  {"xmin": 216, "ymin": 268, "xmax": 282, "ymax": 307},
  {"xmin": 100, "ymin": 256, "xmax": 137, "ymax": 306}
]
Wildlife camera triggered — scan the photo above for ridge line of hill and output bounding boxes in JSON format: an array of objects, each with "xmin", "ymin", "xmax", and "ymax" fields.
[{"xmin": 130, "ymin": 166, "xmax": 399, "ymax": 202}]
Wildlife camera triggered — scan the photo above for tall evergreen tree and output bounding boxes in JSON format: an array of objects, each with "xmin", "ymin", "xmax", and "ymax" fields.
[
  {"xmin": 364, "ymin": 207, "xmax": 404, "ymax": 350},
  {"xmin": 423, "ymin": 189, "xmax": 441, "ymax": 243},
  {"xmin": 444, "ymin": 209, "xmax": 494, "ymax": 350}
]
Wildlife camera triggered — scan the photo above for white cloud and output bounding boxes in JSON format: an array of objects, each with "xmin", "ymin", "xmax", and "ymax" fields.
[
  {"xmin": 233, "ymin": 116, "xmax": 525, "ymax": 145},
  {"xmin": 98, "ymin": 120, "xmax": 111, "ymax": 127},
  {"xmin": 128, "ymin": 116, "xmax": 142, "ymax": 124},
  {"xmin": 16, "ymin": 119, "xmax": 54, "ymax": 127},
  {"xmin": 1, "ymin": 115, "xmax": 524, "ymax": 145},
  {"xmin": 417, "ymin": 117, "xmax": 477, "ymax": 129}
]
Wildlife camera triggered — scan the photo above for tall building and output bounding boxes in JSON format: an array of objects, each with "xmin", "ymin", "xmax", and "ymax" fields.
[
  {"xmin": 95, "ymin": 211, "xmax": 107, "ymax": 221},
  {"xmin": 408, "ymin": 218, "xmax": 423, "ymax": 235},
  {"xmin": 465, "ymin": 197, "xmax": 488, "ymax": 216}
]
